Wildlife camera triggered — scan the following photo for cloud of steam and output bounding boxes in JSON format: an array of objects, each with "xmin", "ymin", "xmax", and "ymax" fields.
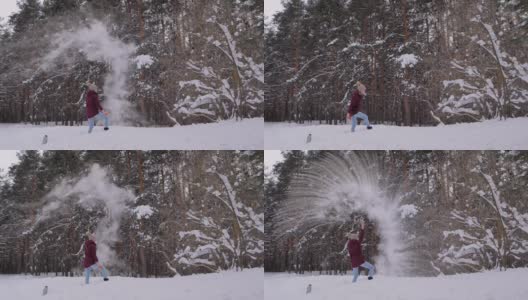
[
  {"xmin": 39, "ymin": 164, "xmax": 136, "ymax": 268},
  {"xmin": 41, "ymin": 20, "xmax": 137, "ymax": 124},
  {"xmin": 275, "ymin": 153, "xmax": 409, "ymax": 276}
]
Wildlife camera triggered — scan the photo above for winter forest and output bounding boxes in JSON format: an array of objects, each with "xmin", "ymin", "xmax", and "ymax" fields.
[
  {"xmin": 264, "ymin": 0, "xmax": 528, "ymax": 125},
  {"xmin": 265, "ymin": 151, "xmax": 528, "ymax": 276},
  {"xmin": 0, "ymin": 0, "xmax": 264, "ymax": 126},
  {"xmin": 0, "ymin": 150, "xmax": 264, "ymax": 277}
]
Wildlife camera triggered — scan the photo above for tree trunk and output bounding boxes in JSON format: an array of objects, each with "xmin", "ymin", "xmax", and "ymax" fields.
[
  {"xmin": 401, "ymin": 0, "xmax": 412, "ymax": 126},
  {"xmin": 136, "ymin": 0, "xmax": 145, "ymax": 42},
  {"xmin": 137, "ymin": 151, "xmax": 144, "ymax": 193}
]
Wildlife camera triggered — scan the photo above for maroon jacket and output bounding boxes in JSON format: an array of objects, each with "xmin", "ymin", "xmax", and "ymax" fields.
[
  {"xmin": 83, "ymin": 240, "xmax": 99, "ymax": 268},
  {"xmin": 347, "ymin": 229, "xmax": 365, "ymax": 268},
  {"xmin": 86, "ymin": 90, "xmax": 103, "ymax": 119},
  {"xmin": 347, "ymin": 90, "xmax": 363, "ymax": 116}
]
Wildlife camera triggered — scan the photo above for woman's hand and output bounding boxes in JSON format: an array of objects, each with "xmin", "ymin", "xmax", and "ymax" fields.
[
  {"xmin": 360, "ymin": 219, "xmax": 365, "ymax": 229},
  {"xmin": 346, "ymin": 113, "xmax": 351, "ymax": 120}
]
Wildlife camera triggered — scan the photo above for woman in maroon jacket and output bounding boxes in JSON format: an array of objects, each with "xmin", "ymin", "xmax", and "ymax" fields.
[
  {"xmin": 346, "ymin": 82, "xmax": 373, "ymax": 132},
  {"xmin": 85, "ymin": 82, "xmax": 110, "ymax": 133},
  {"xmin": 347, "ymin": 219, "xmax": 375, "ymax": 282},
  {"xmin": 84, "ymin": 232, "xmax": 109, "ymax": 284}
]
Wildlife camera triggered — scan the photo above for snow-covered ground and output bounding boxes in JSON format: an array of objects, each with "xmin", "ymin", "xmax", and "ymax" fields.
[
  {"xmin": 265, "ymin": 268, "xmax": 528, "ymax": 300},
  {"xmin": 0, "ymin": 118, "xmax": 263, "ymax": 150},
  {"xmin": 265, "ymin": 117, "xmax": 528, "ymax": 149},
  {"xmin": 0, "ymin": 268, "xmax": 263, "ymax": 300}
]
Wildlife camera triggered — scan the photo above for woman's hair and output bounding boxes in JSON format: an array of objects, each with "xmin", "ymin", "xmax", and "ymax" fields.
[
  {"xmin": 347, "ymin": 232, "xmax": 359, "ymax": 239},
  {"xmin": 356, "ymin": 81, "xmax": 366, "ymax": 95},
  {"xmin": 86, "ymin": 82, "xmax": 98, "ymax": 92}
]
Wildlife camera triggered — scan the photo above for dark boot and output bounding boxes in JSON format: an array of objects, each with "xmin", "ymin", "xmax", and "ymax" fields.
[
  {"xmin": 367, "ymin": 126, "xmax": 373, "ymax": 130},
  {"xmin": 104, "ymin": 127, "xmax": 109, "ymax": 131},
  {"xmin": 368, "ymin": 276, "xmax": 373, "ymax": 280},
  {"xmin": 104, "ymin": 278, "xmax": 109, "ymax": 281}
]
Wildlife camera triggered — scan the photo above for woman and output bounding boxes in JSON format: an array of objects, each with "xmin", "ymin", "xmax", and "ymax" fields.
[
  {"xmin": 346, "ymin": 81, "xmax": 373, "ymax": 132},
  {"xmin": 83, "ymin": 232, "xmax": 109, "ymax": 284},
  {"xmin": 85, "ymin": 82, "xmax": 110, "ymax": 133},
  {"xmin": 347, "ymin": 219, "xmax": 375, "ymax": 282}
]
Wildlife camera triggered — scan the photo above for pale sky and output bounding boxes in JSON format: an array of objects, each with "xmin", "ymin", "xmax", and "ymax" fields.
[
  {"xmin": 265, "ymin": 0, "xmax": 284, "ymax": 19},
  {"xmin": 0, "ymin": 151, "xmax": 19, "ymax": 175},
  {"xmin": 0, "ymin": 0, "xmax": 20, "ymax": 21}
]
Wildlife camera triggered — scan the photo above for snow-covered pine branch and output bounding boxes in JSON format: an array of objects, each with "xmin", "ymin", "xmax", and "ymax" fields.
[
  {"xmin": 172, "ymin": 13, "xmax": 263, "ymax": 123},
  {"xmin": 439, "ymin": 11, "xmax": 528, "ymax": 122}
]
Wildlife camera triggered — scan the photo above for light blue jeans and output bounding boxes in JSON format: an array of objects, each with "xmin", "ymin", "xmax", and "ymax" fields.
[
  {"xmin": 88, "ymin": 111, "xmax": 109, "ymax": 133},
  {"xmin": 352, "ymin": 261, "xmax": 375, "ymax": 282},
  {"xmin": 351, "ymin": 112, "xmax": 370, "ymax": 132},
  {"xmin": 85, "ymin": 263, "xmax": 109, "ymax": 284}
]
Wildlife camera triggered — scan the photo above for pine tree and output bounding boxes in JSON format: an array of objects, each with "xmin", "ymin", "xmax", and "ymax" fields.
[
  {"xmin": 42, "ymin": 0, "xmax": 79, "ymax": 17},
  {"xmin": 9, "ymin": 0, "xmax": 42, "ymax": 35}
]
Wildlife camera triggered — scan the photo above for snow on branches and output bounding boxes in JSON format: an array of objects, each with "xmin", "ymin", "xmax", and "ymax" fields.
[
  {"xmin": 439, "ymin": 13, "xmax": 528, "ymax": 122},
  {"xmin": 173, "ymin": 15, "xmax": 263, "ymax": 123},
  {"xmin": 435, "ymin": 154, "xmax": 528, "ymax": 274},
  {"xmin": 161, "ymin": 152, "xmax": 263, "ymax": 275}
]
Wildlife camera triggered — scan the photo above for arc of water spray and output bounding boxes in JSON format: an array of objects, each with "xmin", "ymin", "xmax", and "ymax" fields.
[
  {"xmin": 38, "ymin": 164, "xmax": 136, "ymax": 268},
  {"xmin": 274, "ymin": 152, "xmax": 409, "ymax": 276},
  {"xmin": 41, "ymin": 20, "xmax": 138, "ymax": 124}
]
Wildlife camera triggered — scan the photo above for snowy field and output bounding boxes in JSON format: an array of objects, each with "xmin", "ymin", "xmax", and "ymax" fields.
[
  {"xmin": 0, "ymin": 268, "xmax": 263, "ymax": 300},
  {"xmin": 265, "ymin": 268, "xmax": 528, "ymax": 300},
  {"xmin": 265, "ymin": 117, "xmax": 528, "ymax": 150},
  {"xmin": 0, "ymin": 118, "xmax": 263, "ymax": 150}
]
